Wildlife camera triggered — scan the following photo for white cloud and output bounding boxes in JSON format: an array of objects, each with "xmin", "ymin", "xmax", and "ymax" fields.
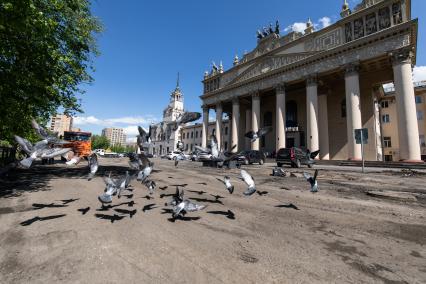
[
  {"xmin": 413, "ymin": 66, "xmax": 426, "ymax": 83},
  {"xmin": 284, "ymin": 16, "xmax": 334, "ymax": 34},
  {"xmin": 318, "ymin": 17, "xmax": 332, "ymax": 29}
]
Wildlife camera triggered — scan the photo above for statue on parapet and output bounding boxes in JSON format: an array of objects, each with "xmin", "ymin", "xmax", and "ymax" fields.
[
  {"xmin": 257, "ymin": 30, "xmax": 263, "ymax": 39},
  {"xmin": 262, "ymin": 27, "xmax": 268, "ymax": 37},
  {"xmin": 275, "ymin": 20, "xmax": 280, "ymax": 35},
  {"xmin": 269, "ymin": 23, "xmax": 274, "ymax": 34}
]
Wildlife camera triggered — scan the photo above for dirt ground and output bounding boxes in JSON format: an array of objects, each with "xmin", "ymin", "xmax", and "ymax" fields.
[{"xmin": 0, "ymin": 157, "xmax": 425, "ymax": 283}]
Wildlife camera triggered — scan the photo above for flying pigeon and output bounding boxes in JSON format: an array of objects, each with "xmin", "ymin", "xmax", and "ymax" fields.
[
  {"xmin": 165, "ymin": 187, "xmax": 184, "ymax": 206},
  {"xmin": 98, "ymin": 172, "xmax": 130, "ymax": 204},
  {"xmin": 303, "ymin": 169, "xmax": 319, "ymax": 192},
  {"xmin": 240, "ymin": 170, "xmax": 256, "ymax": 196},
  {"xmin": 87, "ymin": 153, "xmax": 98, "ymax": 181},
  {"xmin": 31, "ymin": 119, "xmax": 67, "ymax": 144},
  {"xmin": 144, "ymin": 180, "xmax": 156, "ymax": 195},
  {"xmin": 172, "ymin": 190, "xmax": 207, "ymax": 219},
  {"xmin": 66, "ymin": 156, "xmax": 81, "ymax": 166},
  {"xmin": 18, "ymin": 146, "xmax": 72, "ymax": 168},
  {"xmin": 216, "ymin": 176, "xmax": 234, "ymax": 194},
  {"xmin": 137, "ymin": 161, "xmax": 153, "ymax": 182},
  {"xmin": 245, "ymin": 126, "xmax": 273, "ymax": 142}
]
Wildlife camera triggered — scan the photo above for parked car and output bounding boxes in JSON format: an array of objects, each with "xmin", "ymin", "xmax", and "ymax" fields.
[
  {"xmin": 198, "ymin": 152, "xmax": 212, "ymax": 161},
  {"xmin": 234, "ymin": 150, "xmax": 266, "ymax": 165},
  {"xmin": 166, "ymin": 151, "xmax": 183, "ymax": 160},
  {"xmin": 276, "ymin": 147, "xmax": 318, "ymax": 168}
]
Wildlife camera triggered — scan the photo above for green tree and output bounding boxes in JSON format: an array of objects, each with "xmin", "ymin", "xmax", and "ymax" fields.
[
  {"xmin": 0, "ymin": 0, "xmax": 102, "ymax": 142},
  {"xmin": 91, "ymin": 135, "xmax": 109, "ymax": 150}
]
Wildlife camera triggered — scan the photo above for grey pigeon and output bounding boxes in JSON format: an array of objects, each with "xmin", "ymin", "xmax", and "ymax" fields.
[
  {"xmin": 245, "ymin": 126, "xmax": 272, "ymax": 142},
  {"xmin": 240, "ymin": 170, "xmax": 256, "ymax": 196},
  {"xmin": 165, "ymin": 187, "xmax": 185, "ymax": 206},
  {"xmin": 272, "ymin": 167, "xmax": 287, "ymax": 177},
  {"xmin": 217, "ymin": 176, "xmax": 234, "ymax": 194},
  {"xmin": 88, "ymin": 153, "xmax": 98, "ymax": 181},
  {"xmin": 303, "ymin": 170, "xmax": 319, "ymax": 192},
  {"xmin": 144, "ymin": 180, "xmax": 156, "ymax": 195}
]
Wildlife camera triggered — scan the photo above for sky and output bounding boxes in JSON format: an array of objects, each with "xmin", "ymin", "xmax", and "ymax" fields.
[{"xmin": 73, "ymin": 0, "xmax": 426, "ymax": 141}]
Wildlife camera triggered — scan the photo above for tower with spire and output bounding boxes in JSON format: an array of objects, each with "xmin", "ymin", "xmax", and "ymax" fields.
[{"xmin": 163, "ymin": 72, "xmax": 184, "ymax": 122}]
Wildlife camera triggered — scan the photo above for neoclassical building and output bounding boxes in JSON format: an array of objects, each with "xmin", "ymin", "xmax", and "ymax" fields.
[{"xmin": 200, "ymin": 0, "xmax": 421, "ymax": 162}]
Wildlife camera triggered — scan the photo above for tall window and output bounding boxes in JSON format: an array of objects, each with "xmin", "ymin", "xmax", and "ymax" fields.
[
  {"xmin": 195, "ymin": 131, "xmax": 198, "ymax": 138},
  {"xmin": 191, "ymin": 132, "xmax": 194, "ymax": 138},
  {"xmin": 183, "ymin": 133, "xmax": 185, "ymax": 139},
  {"xmin": 417, "ymin": 111, "xmax": 424, "ymax": 121},
  {"xmin": 384, "ymin": 155, "xmax": 393, "ymax": 162},
  {"xmin": 382, "ymin": 114, "xmax": 390, "ymax": 123},
  {"xmin": 341, "ymin": 99, "xmax": 346, "ymax": 118},
  {"xmin": 383, "ymin": 136, "xmax": 392, "ymax": 148},
  {"xmin": 380, "ymin": 100, "xmax": 389, "ymax": 108},
  {"xmin": 415, "ymin": 96, "xmax": 422, "ymax": 104},
  {"xmin": 420, "ymin": 135, "xmax": 426, "ymax": 147},
  {"xmin": 212, "ymin": 129, "xmax": 215, "ymax": 136},
  {"xmin": 264, "ymin": 111, "xmax": 273, "ymax": 127},
  {"xmin": 225, "ymin": 127, "xmax": 228, "ymax": 135},
  {"xmin": 286, "ymin": 101, "xmax": 298, "ymax": 127}
]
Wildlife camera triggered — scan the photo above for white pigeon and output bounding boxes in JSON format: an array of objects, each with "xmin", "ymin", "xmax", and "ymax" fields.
[
  {"xmin": 217, "ymin": 176, "xmax": 234, "ymax": 194},
  {"xmin": 172, "ymin": 200, "xmax": 207, "ymax": 219},
  {"xmin": 66, "ymin": 156, "xmax": 81, "ymax": 166},
  {"xmin": 240, "ymin": 169, "xmax": 256, "ymax": 196},
  {"xmin": 87, "ymin": 153, "xmax": 98, "ymax": 181}
]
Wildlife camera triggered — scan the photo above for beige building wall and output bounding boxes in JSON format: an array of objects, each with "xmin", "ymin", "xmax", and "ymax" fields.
[
  {"xmin": 101, "ymin": 127, "xmax": 127, "ymax": 146},
  {"xmin": 50, "ymin": 114, "xmax": 73, "ymax": 136},
  {"xmin": 181, "ymin": 120, "xmax": 230, "ymax": 153},
  {"xmin": 380, "ymin": 82, "xmax": 426, "ymax": 161}
]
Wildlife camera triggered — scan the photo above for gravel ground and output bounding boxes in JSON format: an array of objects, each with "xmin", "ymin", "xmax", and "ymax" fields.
[{"xmin": 0, "ymin": 157, "xmax": 425, "ymax": 283}]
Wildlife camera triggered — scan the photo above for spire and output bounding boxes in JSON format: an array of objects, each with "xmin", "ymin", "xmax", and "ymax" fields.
[
  {"xmin": 175, "ymin": 72, "xmax": 180, "ymax": 91},
  {"xmin": 304, "ymin": 18, "xmax": 314, "ymax": 34}
]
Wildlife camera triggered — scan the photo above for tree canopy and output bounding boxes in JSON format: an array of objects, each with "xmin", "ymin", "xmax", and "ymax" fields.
[
  {"xmin": 91, "ymin": 135, "xmax": 109, "ymax": 150},
  {"xmin": 0, "ymin": 0, "xmax": 102, "ymax": 142}
]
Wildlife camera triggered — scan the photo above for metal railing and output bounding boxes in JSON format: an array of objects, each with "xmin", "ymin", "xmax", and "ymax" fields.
[{"xmin": 0, "ymin": 147, "xmax": 16, "ymax": 167}]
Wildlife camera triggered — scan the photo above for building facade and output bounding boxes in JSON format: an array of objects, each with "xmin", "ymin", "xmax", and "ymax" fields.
[
  {"xmin": 200, "ymin": 0, "xmax": 422, "ymax": 162},
  {"xmin": 379, "ymin": 81, "xmax": 426, "ymax": 161},
  {"xmin": 102, "ymin": 127, "xmax": 126, "ymax": 146},
  {"xmin": 50, "ymin": 114, "xmax": 73, "ymax": 137},
  {"xmin": 181, "ymin": 120, "xmax": 230, "ymax": 153}
]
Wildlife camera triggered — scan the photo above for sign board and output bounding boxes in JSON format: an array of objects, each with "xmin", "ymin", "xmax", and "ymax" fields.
[{"xmin": 354, "ymin": 128, "xmax": 368, "ymax": 144}]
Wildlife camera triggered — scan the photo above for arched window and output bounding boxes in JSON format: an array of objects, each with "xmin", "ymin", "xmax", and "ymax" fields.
[
  {"xmin": 341, "ymin": 99, "xmax": 346, "ymax": 118},
  {"xmin": 286, "ymin": 101, "xmax": 298, "ymax": 127},
  {"xmin": 264, "ymin": 111, "xmax": 273, "ymax": 127}
]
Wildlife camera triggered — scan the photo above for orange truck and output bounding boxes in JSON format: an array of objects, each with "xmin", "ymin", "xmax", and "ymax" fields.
[{"xmin": 63, "ymin": 131, "xmax": 92, "ymax": 158}]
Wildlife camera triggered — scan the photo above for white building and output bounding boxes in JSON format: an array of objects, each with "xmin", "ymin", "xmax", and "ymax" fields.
[{"xmin": 102, "ymin": 127, "xmax": 126, "ymax": 146}]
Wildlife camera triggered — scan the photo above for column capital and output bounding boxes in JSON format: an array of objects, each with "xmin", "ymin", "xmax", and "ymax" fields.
[
  {"xmin": 345, "ymin": 62, "xmax": 360, "ymax": 76},
  {"xmin": 389, "ymin": 48, "xmax": 414, "ymax": 66},
  {"xmin": 306, "ymin": 75, "xmax": 318, "ymax": 86},
  {"xmin": 202, "ymin": 105, "xmax": 210, "ymax": 111},
  {"xmin": 252, "ymin": 91, "xmax": 261, "ymax": 99},
  {"xmin": 275, "ymin": 83, "xmax": 286, "ymax": 93},
  {"xmin": 232, "ymin": 97, "xmax": 239, "ymax": 105},
  {"xmin": 215, "ymin": 102, "xmax": 222, "ymax": 109}
]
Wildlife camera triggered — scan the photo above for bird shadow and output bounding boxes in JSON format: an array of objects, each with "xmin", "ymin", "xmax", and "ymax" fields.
[
  {"xmin": 196, "ymin": 182, "xmax": 207, "ymax": 186},
  {"xmin": 114, "ymin": 208, "xmax": 137, "ymax": 218},
  {"xmin": 189, "ymin": 197, "xmax": 223, "ymax": 205},
  {"xmin": 188, "ymin": 190, "xmax": 207, "ymax": 195},
  {"xmin": 275, "ymin": 204, "xmax": 299, "ymax": 210},
  {"xmin": 32, "ymin": 203, "xmax": 68, "ymax": 210},
  {"xmin": 94, "ymin": 213, "xmax": 126, "ymax": 223},
  {"xmin": 207, "ymin": 210, "xmax": 235, "ymax": 220},
  {"xmin": 60, "ymin": 198, "xmax": 80, "ymax": 204},
  {"xmin": 20, "ymin": 214, "xmax": 67, "ymax": 226},
  {"xmin": 256, "ymin": 191, "xmax": 269, "ymax": 196},
  {"xmin": 142, "ymin": 203, "xmax": 157, "ymax": 212},
  {"xmin": 167, "ymin": 216, "xmax": 201, "ymax": 222},
  {"xmin": 96, "ymin": 201, "xmax": 135, "ymax": 211},
  {"xmin": 159, "ymin": 193, "xmax": 175, "ymax": 199},
  {"xmin": 170, "ymin": 184, "xmax": 188, "ymax": 187},
  {"xmin": 159, "ymin": 186, "xmax": 168, "ymax": 190},
  {"xmin": 122, "ymin": 194, "xmax": 133, "ymax": 199},
  {"xmin": 161, "ymin": 208, "xmax": 174, "ymax": 214},
  {"xmin": 210, "ymin": 194, "xmax": 225, "ymax": 200},
  {"xmin": 77, "ymin": 207, "xmax": 90, "ymax": 215}
]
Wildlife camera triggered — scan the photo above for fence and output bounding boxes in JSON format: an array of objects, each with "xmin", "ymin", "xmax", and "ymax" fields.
[{"xmin": 0, "ymin": 147, "xmax": 16, "ymax": 167}]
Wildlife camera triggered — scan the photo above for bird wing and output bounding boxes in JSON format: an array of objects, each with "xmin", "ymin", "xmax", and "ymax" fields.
[
  {"xmin": 241, "ymin": 170, "xmax": 255, "ymax": 187},
  {"xmin": 313, "ymin": 169, "xmax": 319, "ymax": 182},
  {"xmin": 216, "ymin": 177, "xmax": 226, "ymax": 185},
  {"xmin": 42, "ymin": 147, "xmax": 72, "ymax": 158},
  {"xmin": 31, "ymin": 119, "xmax": 49, "ymax": 139},
  {"xmin": 184, "ymin": 200, "xmax": 207, "ymax": 212},
  {"xmin": 14, "ymin": 135, "xmax": 33, "ymax": 155},
  {"xmin": 244, "ymin": 131, "xmax": 255, "ymax": 139},
  {"xmin": 310, "ymin": 150, "xmax": 320, "ymax": 159},
  {"xmin": 195, "ymin": 145, "xmax": 209, "ymax": 153},
  {"xmin": 179, "ymin": 112, "xmax": 201, "ymax": 124},
  {"xmin": 258, "ymin": 126, "xmax": 273, "ymax": 137},
  {"xmin": 103, "ymin": 172, "xmax": 115, "ymax": 186},
  {"xmin": 210, "ymin": 135, "xmax": 219, "ymax": 157},
  {"xmin": 303, "ymin": 172, "xmax": 312, "ymax": 181}
]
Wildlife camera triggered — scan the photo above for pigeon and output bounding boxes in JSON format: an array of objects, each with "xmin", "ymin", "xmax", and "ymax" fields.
[
  {"xmin": 19, "ymin": 146, "xmax": 72, "ymax": 168},
  {"xmin": 136, "ymin": 125, "xmax": 152, "ymax": 151},
  {"xmin": 240, "ymin": 170, "xmax": 256, "ymax": 196},
  {"xmin": 87, "ymin": 153, "xmax": 98, "ymax": 181},
  {"xmin": 137, "ymin": 162, "xmax": 153, "ymax": 182},
  {"xmin": 216, "ymin": 176, "xmax": 234, "ymax": 194},
  {"xmin": 245, "ymin": 126, "xmax": 273, "ymax": 142},
  {"xmin": 98, "ymin": 172, "xmax": 130, "ymax": 204},
  {"xmin": 165, "ymin": 187, "xmax": 184, "ymax": 206},
  {"xmin": 172, "ymin": 200, "xmax": 207, "ymax": 219},
  {"xmin": 306, "ymin": 149, "xmax": 320, "ymax": 166},
  {"xmin": 144, "ymin": 180, "xmax": 156, "ymax": 195},
  {"xmin": 303, "ymin": 169, "xmax": 319, "ymax": 192},
  {"xmin": 168, "ymin": 112, "xmax": 201, "ymax": 130},
  {"xmin": 66, "ymin": 156, "xmax": 81, "ymax": 166},
  {"xmin": 77, "ymin": 207, "xmax": 90, "ymax": 215},
  {"xmin": 272, "ymin": 167, "xmax": 287, "ymax": 177},
  {"xmin": 31, "ymin": 119, "xmax": 66, "ymax": 144}
]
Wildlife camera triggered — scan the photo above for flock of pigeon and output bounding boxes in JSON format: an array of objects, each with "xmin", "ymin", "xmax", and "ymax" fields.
[{"xmin": 12, "ymin": 113, "xmax": 320, "ymax": 222}]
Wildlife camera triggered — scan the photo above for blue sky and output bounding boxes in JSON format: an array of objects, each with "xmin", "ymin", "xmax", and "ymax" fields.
[{"xmin": 74, "ymin": 0, "xmax": 426, "ymax": 140}]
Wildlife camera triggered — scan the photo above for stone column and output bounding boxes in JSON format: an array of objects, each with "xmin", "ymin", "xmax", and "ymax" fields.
[
  {"xmin": 276, "ymin": 84, "xmax": 286, "ymax": 151},
  {"xmin": 251, "ymin": 93, "xmax": 261, "ymax": 150},
  {"xmin": 306, "ymin": 76, "xmax": 319, "ymax": 152},
  {"xmin": 345, "ymin": 63, "xmax": 363, "ymax": 160},
  {"xmin": 245, "ymin": 109, "xmax": 252, "ymax": 150},
  {"xmin": 318, "ymin": 94, "xmax": 330, "ymax": 160},
  {"xmin": 391, "ymin": 49, "xmax": 421, "ymax": 162},
  {"xmin": 231, "ymin": 98, "xmax": 240, "ymax": 153},
  {"xmin": 215, "ymin": 103, "xmax": 223, "ymax": 150},
  {"xmin": 202, "ymin": 106, "xmax": 209, "ymax": 148}
]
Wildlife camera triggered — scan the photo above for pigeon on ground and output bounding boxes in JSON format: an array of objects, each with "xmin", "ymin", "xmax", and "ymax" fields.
[
  {"xmin": 77, "ymin": 207, "xmax": 91, "ymax": 215},
  {"xmin": 87, "ymin": 153, "xmax": 98, "ymax": 181},
  {"xmin": 144, "ymin": 180, "xmax": 156, "ymax": 195},
  {"xmin": 172, "ymin": 199, "xmax": 207, "ymax": 219},
  {"xmin": 303, "ymin": 169, "xmax": 319, "ymax": 192},
  {"xmin": 272, "ymin": 167, "xmax": 287, "ymax": 177},
  {"xmin": 306, "ymin": 149, "xmax": 320, "ymax": 166},
  {"xmin": 165, "ymin": 187, "xmax": 184, "ymax": 206},
  {"xmin": 240, "ymin": 170, "xmax": 256, "ymax": 196},
  {"xmin": 245, "ymin": 126, "xmax": 272, "ymax": 142},
  {"xmin": 216, "ymin": 176, "xmax": 234, "ymax": 194}
]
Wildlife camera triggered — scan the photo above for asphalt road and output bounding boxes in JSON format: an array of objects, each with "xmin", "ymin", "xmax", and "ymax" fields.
[{"xmin": 0, "ymin": 157, "xmax": 425, "ymax": 283}]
